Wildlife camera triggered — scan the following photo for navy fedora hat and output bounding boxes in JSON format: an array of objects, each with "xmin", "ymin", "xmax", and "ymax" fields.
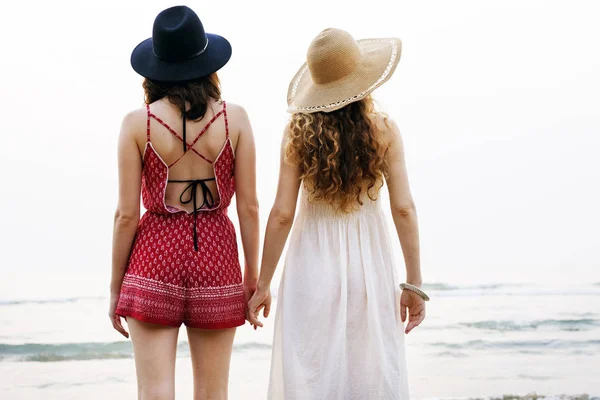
[{"xmin": 131, "ymin": 6, "xmax": 231, "ymax": 82}]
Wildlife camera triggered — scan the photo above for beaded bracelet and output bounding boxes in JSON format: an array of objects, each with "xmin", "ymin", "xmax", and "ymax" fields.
[{"xmin": 399, "ymin": 283, "xmax": 430, "ymax": 301}]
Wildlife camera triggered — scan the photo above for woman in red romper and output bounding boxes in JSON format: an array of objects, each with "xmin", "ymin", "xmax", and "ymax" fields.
[{"xmin": 108, "ymin": 6, "xmax": 259, "ymax": 399}]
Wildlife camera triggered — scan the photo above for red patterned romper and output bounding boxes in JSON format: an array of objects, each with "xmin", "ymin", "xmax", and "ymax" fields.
[{"xmin": 116, "ymin": 101, "xmax": 246, "ymax": 329}]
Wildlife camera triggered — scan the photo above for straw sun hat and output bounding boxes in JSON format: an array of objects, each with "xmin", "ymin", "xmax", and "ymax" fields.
[{"xmin": 287, "ymin": 28, "xmax": 402, "ymax": 113}]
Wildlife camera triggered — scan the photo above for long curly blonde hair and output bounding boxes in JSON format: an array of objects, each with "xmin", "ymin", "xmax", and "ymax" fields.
[{"xmin": 285, "ymin": 96, "xmax": 388, "ymax": 212}]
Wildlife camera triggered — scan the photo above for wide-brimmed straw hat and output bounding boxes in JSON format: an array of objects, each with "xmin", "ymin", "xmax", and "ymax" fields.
[
  {"xmin": 130, "ymin": 5, "xmax": 231, "ymax": 82},
  {"xmin": 287, "ymin": 28, "xmax": 402, "ymax": 114}
]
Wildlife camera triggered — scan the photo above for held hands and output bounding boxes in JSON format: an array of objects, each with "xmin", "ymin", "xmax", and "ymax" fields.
[
  {"xmin": 400, "ymin": 289, "xmax": 426, "ymax": 334},
  {"xmin": 243, "ymin": 280, "xmax": 258, "ymax": 306},
  {"xmin": 108, "ymin": 293, "xmax": 129, "ymax": 338},
  {"xmin": 247, "ymin": 287, "xmax": 272, "ymax": 330}
]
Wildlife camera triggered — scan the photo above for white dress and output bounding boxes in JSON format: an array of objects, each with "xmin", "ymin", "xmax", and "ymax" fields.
[{"xmin": 268, "ymin": 189, "xmax": 410, "ymax": 400}]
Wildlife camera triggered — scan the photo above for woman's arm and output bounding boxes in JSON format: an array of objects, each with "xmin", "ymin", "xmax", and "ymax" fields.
[
  {"xmin": 384, "ymin": 119, "xmax": 425, "ymax": 334},
  {"xmin": 385, "ymin": 119, "xmax": 421, "ymax": 285},
  {"xmin": 233, "ymin": 106, "xmax": 260, "ymax": 295},
  {"xmin": 247, "ymin": 128, "xmax": 301, "ymax": 327},
  {"xmin": 109, "ymin": 112, "xmax": 143, "ymax": 337}
]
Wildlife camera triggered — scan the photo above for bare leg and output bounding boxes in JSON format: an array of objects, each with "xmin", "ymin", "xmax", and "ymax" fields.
[
  {"xmin": 186, "ymin": 327, "xmax": 236, "ymax": 400},
  {"xmin": 128, "ymin": 318, "xmax": 180, "ymax": 400}
]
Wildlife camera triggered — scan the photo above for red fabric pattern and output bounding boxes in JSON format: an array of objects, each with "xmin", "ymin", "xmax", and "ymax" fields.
[{"xmin": 116, "ymin": 102, "xmax": 246, "ymax": 328}]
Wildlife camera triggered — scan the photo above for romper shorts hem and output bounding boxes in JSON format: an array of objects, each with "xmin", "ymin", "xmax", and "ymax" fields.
[
  {"xmin": 117, "ymin": 310, "xmax": 246, "ymax": 329},
  {"xmin": 115, "ymin": 274, "xmax": 246, "ymax": 330}
]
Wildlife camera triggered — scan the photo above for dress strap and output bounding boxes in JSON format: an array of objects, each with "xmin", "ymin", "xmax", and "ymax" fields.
[
  {"xmin": 222, "ymin": 101, "xmax": 229, "ymax": 139},
  {"xmin": 148, "ymin": 112, "xmax": 180, "ymax": 140},
  {"xmin": 186, "ymin": 106, "xmax": 226, "ymax": 151},
  {"xmin": 167, "ymin": 148, "xmax": 213, "ymax": 168},
  {"xmin": 146, "ymin": 104, "xmax": 151, "ymax": 142},
  {"xmin": 149, "ymin": 110, "xmax": 211, "ymax": 165},
  {"xmin": 182, "ymin": 109, "xmax": 187, "ymax": 152},
  {"xmin": 148, "ymin": 102, "xmax": 228, "ymax": 168}
]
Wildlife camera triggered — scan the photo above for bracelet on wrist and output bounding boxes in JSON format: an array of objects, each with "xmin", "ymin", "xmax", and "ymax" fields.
[{"xmin": 399, "ymin": 283, "xmax": 430, "ymax": 301}]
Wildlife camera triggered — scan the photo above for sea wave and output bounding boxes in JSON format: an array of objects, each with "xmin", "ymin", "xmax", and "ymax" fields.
[
  {"xmin": 2, "ymin": 283, "xmax": 599, "ymax": 306},
  {"xmin": 425, "ymin": 318, "xmax": 600, "ymax": 332},
  {"xmin": 421, "ymin": 283, "xmax": 520, "ymax": 291},
  {"xmin": 0, "ymin": 297, "xmax": 105, "ymax": 306},
  {"xmin": 0, "ymin": 341, "xmax": 272, "ymax": 363},
  {"xmin": 465, "ymin": 395, "xmax": 598, "ymax": 400},
  {"xmin": 430, "ymin": 339, "xmax": 600, "ymax": 351},
  {"xmin": 421, "ymin": 283, "xmax": 600, "ymax": 297},
  {"xmin": 0, "ymin": 342, "xmax": 132, "ymax": 362}
]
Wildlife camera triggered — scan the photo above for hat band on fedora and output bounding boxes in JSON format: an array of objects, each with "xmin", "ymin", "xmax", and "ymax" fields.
[
  {"xmin": 289, "ymin": 39, "xmax": 399, "ymax": 112},
  {"xmin": 152, "ymin": 38, "xmax": 210, "ymax": 62}
]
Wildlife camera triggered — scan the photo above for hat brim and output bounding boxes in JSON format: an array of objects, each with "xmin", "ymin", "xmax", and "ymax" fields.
[
  {"xmin": 131, "ymin": 33, "xmax": 231, "ymax": 82},
  {"xmin": 287, "ymin": 38, "xmax": 401, "ymax": 113}
]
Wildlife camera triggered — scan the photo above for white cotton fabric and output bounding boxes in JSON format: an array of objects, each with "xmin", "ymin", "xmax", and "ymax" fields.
[{"xmin": 268, "ymin": 190, "xmax": 410, "ymax": 400}]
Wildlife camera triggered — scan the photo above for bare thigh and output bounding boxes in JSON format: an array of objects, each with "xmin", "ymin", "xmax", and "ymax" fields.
[
  {"xmin": 128, "ymin": 318, "xmax": 180, "ymax": 400},
  {"xmin": 186, "ymin": 327, "xmax": 237, "ymax": 400}
]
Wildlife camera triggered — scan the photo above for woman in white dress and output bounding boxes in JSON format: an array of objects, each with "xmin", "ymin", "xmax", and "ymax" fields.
[{"xmin": 248, "ymin": 28, "xmax": 428, "ymax": 399}]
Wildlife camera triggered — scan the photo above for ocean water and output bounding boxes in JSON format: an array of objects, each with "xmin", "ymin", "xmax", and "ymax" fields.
[{"xmin": 1, "ymin": 283, "xmax": 599, "ymax": 400}]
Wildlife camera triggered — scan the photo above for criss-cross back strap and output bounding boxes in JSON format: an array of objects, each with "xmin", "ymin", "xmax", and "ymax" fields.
[
  {"xmin": 186, "ymin": 106, "xmax": 226, "ymax": 150},
  {"xmin": 147, "ymin": 110, "xmax": 208, "ymax": 161},
  {"xmin": 163, "ymin": 102, "xmax": 228, "ymax": 168},
  {"xmin": 146, "ymin": 102, "xmax": 228, "ymax": 167},
  {"xmin": 146, "ymin": 104, "xmax": 151, "ymax": 142},
  {"xmin": 223, "ymin": 101, "xmax": 229, "ymax": 139}
]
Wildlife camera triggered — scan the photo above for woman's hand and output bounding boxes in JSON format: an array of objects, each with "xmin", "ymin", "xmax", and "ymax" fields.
[
  {"xmin": 400, "ymin": 290, "xmax": 426, "ymax": 334},
  {"xmin": 247, "ymin": 287, "xmax": 272, "ymax": 330},
  {"xmin": 243, "ymin": 280, "xmax": 257, "ymax": 306},
  {"xmin": 108, "ymin": 293, "xmax": 129, "ymax": 338}
]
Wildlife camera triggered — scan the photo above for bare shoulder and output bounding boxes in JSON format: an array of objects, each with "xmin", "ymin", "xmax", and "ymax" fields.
[
  {"xmin": 120, "ymin": 107, "xmax": 148, "ymax": 141},
  {"xmin": 224, "ymin": 101, "xmax": 250, "ymax": 125},
  {"xmin": 224, "ymin": 102, "xmax": 252, "ymax": 146},
  {"xmin": 372, "ymin": 113, "xmax": 401, "ymax": 148}
]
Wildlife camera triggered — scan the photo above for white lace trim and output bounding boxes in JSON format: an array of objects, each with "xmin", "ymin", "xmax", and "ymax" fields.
[{"xmin": 288, "ymin": 39, "xmax": 399, "ymax": 112}]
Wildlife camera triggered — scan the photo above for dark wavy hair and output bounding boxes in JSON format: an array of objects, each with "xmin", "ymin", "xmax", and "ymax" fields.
[
  {"xmin": 285, "ymin": 96, "xmax": 388, "ymax": 212},
  {"xmin": 143, "ymin": 73, "xmax": 221, "ymax": 120}
]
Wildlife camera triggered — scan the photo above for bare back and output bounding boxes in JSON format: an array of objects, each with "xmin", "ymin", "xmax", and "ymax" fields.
[{"xmin": 134, "ymin": 98, "xmax": 244, "ymax": 214}]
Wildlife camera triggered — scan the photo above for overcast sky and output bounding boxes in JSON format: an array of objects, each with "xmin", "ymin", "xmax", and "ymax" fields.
[{"xmin": 1, "ymin": 0, "xmax": 598, "ymax": 300}]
